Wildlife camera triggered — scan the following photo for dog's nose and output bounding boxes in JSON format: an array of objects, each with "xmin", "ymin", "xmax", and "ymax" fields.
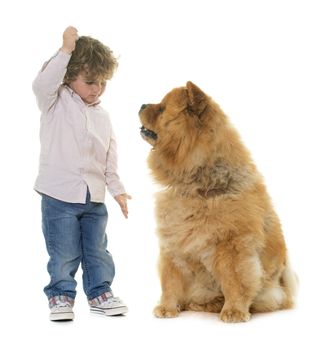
[{"xmin": 140, "ymin": 104, "xmax": 148, "ymax": 112}]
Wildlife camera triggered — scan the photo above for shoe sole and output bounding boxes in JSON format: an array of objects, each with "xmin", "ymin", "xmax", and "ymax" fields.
[
  {"xmin": 90, "ymin": 306, "xmax": 128, "ymax": 316},
  {"xmin": 50, "ymin": 312, "xmax": 74, "ymax": 321}
]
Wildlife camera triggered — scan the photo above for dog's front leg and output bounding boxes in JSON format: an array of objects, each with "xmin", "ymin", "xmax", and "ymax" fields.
[
  {"xmin": 153, "ymin": 252, "xmax": 186, "ymax": 318},
  {"xmin": 211, "ymin": 243, "xmax": 263, "ymax": 323}
]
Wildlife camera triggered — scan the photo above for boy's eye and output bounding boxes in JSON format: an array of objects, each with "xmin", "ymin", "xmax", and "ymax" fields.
[{"xmin": 85, "ymin": 81, "xmax": 106, "ymax": 86}]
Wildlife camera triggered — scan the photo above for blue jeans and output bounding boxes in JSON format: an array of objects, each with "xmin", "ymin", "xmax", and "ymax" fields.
[{"xmin": 41, "ymin": 190, "xmax": 115, "ymax": 300}]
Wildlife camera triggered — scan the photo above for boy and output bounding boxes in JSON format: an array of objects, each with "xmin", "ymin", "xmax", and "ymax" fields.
[{"xmin": 33, "ymin": 26, "xmax": 131, "ymax": 321}]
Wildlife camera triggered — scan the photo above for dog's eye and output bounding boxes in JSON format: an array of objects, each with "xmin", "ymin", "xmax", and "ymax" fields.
[{"xmin": 159, "ymin": 106, "xmax": 165, "ymax": 113}]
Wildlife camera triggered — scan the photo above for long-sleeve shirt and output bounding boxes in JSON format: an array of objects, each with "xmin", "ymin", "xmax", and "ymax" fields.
[{"xmin": 33, "ymin": 50, "xmax": 125, "ymax": 203}]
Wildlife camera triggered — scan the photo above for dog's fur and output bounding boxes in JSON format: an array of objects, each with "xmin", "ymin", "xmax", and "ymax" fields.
[{"xmin": 139, "ymin": 82, "xmax": 297, "ymax": 322}]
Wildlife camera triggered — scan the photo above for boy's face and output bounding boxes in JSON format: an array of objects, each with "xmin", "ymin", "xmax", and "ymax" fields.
[{"xmin": 69, "ymin": 73, "xmax": 106, "ymax": 104}]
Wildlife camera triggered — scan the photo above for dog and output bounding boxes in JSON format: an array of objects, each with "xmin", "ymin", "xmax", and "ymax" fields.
[{"xmin": 139, "ymin": 82, "xmax": 298, "ymax": 322}]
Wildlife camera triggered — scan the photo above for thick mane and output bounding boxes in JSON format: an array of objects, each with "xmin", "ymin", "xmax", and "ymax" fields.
[{"xmin": 148, "ymin": 103, "xmax": 258, "ymax": 197}]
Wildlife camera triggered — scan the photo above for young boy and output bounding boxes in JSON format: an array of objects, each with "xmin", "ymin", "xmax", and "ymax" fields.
[{"xmin": 33, "ymin": 26, "xmax": 131, "ymax": 321}]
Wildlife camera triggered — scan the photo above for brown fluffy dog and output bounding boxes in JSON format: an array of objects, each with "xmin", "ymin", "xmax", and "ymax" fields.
[{"xmin": 139, "ymin": 82, "xmax": 297, "ymax": 322}]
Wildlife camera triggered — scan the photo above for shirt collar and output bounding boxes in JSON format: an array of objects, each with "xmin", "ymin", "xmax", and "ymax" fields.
[{"xmin": 64, "ymin": 85, "xmax": 101, "ymax": 107}]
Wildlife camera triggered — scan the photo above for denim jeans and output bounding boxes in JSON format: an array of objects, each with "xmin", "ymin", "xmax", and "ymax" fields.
[{"xmin": 41, "ymin": 190, "xmax": 115, "ymax": 301}]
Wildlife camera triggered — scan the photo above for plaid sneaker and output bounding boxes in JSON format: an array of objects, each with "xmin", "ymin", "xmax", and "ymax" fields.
[
  {"xmin": 49, "ymin": 295, "xmax": 74, "ymax": 321},
  {"xmin": 89, "ymin": 292, "xmax": 128, "ymax": 316}
]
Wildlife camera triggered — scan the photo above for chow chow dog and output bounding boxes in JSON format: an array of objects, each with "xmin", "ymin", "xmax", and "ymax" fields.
[{"xmin": 139, "ymin": 82, "xmax": 297, "ymax": 322}]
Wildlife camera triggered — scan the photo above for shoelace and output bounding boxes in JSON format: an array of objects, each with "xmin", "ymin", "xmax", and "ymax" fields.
[
  {"xmin": 99, "ymin": 297, "xmax": 122, "ymax": 307},
  {"xmin": 53, "ymin": 302, "xmax": 72, "ymax": 309}
]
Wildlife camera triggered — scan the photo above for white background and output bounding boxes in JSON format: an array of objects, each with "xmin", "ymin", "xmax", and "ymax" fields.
[{"xmin": 1, "ymin": 0, "xmax": 317, "ymax": 349}]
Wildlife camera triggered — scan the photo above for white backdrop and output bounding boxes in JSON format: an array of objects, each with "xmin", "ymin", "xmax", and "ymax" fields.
[{"xmin": 1, "ymin": 0, "xmax": 317, "ymax": 349}]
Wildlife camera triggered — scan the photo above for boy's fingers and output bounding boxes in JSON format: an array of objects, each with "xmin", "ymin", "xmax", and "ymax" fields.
[
  {"xmin": 120, "ymin": 202, "xmax": 128, "ymax": 218},
  {"xmin": 122, "ymin": 208, "xmax": 128, "ymax": 218}
]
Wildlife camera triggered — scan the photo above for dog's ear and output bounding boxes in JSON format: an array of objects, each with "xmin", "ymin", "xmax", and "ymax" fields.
[{"xmin": 186, "ymin": 81, "xmax": 207, "ymax": 118}]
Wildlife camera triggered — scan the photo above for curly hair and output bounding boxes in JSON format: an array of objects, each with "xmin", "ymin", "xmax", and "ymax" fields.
[{"xmin": 63, "ymin": 36, "xmax": 118, "ymax": 84}]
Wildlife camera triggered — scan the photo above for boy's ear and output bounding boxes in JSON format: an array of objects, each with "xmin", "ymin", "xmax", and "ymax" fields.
[{"xmin": 186, "ymin": 81, "xmax": 207, "ymax": 118}]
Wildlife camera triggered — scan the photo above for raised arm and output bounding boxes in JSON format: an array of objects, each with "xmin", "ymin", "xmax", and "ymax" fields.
[{"xmin": 32, "ymin": 26, "xmax": 78, "ymax": 113}]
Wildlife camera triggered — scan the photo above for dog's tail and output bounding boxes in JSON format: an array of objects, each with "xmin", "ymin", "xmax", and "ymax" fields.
[
  {"xmin": 250, "ymin": 255, "xmax": 298, "ymax": 313},
  {"xmin": 280, "ymin": 255, "xmax": 299, "ymax": 309}
]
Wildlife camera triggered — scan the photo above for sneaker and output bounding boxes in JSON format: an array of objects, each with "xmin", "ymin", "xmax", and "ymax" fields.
[
  {"xmin": 89, "ymin": 292, "xmax": 128, "ymax": 316},
  {"xmin": 49, "ymin": 295, "xmax": 74, "ymax": 321}
]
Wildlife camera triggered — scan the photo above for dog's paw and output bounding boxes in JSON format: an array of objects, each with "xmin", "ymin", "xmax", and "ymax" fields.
[
  {"xmin": 220, "ymin": 308, "xmax": 250, "ymax": 323},
  {"xmin": 153, "ymin": 305, "xmax": 180, "ymax": 318}
]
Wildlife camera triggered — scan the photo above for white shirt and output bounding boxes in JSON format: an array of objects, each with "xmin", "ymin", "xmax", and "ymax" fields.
[{"xmin": 33, "ymin": 51, "xmax": 125, "ymax": 203}]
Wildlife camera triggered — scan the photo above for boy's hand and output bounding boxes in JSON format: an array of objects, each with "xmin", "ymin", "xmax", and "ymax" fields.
[
  {"xmin": 114, "ymin": 193, "xmax": 132, "ymax": 219},
  {"xmin": 60, "ymin": 26, "xmax": 79, "ymax": 54}
]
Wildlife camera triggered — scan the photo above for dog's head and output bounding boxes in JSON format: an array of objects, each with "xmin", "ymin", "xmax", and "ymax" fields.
[{"xmin": 139, "ymin": 81, "xmax": 214, "ymax": 165}]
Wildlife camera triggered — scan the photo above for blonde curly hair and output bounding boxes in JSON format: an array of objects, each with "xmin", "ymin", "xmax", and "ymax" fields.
[{"xmin": 63, "ymin": 36, "xmax": 118, "ymax": 84}]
